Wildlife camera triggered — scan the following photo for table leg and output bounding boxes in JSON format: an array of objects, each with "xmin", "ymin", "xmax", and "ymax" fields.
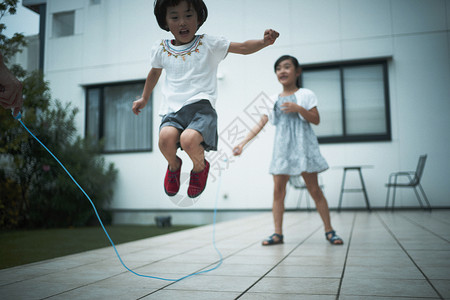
[
  {"xmin": 357, "ymin": 168, "xmax": 371, "ymax": 211},
  {"xmin": 338, "ymin": 169, "xmax": 347, "ymax": 212}
]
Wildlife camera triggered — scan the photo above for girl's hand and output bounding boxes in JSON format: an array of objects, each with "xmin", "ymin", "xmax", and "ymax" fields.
[
  {"xmin": 281, "ymin": 102, "xmax": 300, "ymax": 113},
  {"xmin": 232, "ymin": 144, "xmax": 244, "ymax": 156},
  {"xmin": 132, "ymin": 98, "xmax": 147, "ymax": 115},
  {"xmin": 263, "ymin": 29, "xmax": 279, "ymax": 46}
]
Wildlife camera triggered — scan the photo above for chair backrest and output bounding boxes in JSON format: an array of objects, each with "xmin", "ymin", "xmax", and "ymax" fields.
[
  {"xmin": 289, "ymin": 175, "xmax": 324, "ymax": 189},
  {"xmin": 289, "ymin": 175, "xmax": 306, "ymax": 189},
  {"xmin": 412, "ymin": 155, "xmax": 427, "ymax": 185}
]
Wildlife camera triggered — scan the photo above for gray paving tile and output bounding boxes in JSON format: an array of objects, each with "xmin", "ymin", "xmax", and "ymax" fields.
[
  {"xmin": 345, "ymin": 254, "xmax": 413, "ymax": 267},
  {"xmin": 339, "ymin": 296, "xmax": 440, "ymax": 300},
  {"xmin": 344, "ymin": 264, "xmax": 425, "ymax": 280},
  {"xmin": 340, "ymin": 277, "xmax": 439, "ymax": 298},
  {"xmin": 420, "ymin": 266, "xmax": 450, "ymax": 279},
  {"xmin": 348, "ymin": 240, "xmax": 401, "ymax": 250},
  {"xmin": 225, "ymin": 254, "xmax": 285, "ymax": 265},
  {"xmin": 237, "ymin": 243, "xmax": 297, "ymax": 257},
  {"xmin": 431, "ymin": 279, "xmax": 450, "ymax": 299},
  {"xmin": 48, "ymin": 284, "xmax": 159, "ymax": 300},
  {"xmin": 267, "ymin": 264, "xmax": 343, "ymax": 278},
  {"xmin": 290, "ymin": 244, "xmax": 348, "ymax": 258},
  {"xmin": 132, "ymin": 261, "xmax": 214, "ymax": 278},
  {"xmin": 165, "ymin": 274, "xmax": 260, "ymax": 292},
  {"xmin": 159, "ymin": 252, "xmax": 223, "ymax": 264},
  {"xmin": 280, "ymin": 255, "xmax": 346, "ymax": 267},
  {"xmin": 407, "ymin": 250, "xmax": 450, "ymax": 267},
  {"xmin": 400, "ymin": 240, "xmax": 450, "ymax": 251},
  {"xmin": 347, "ymin": 248, "xmax": 406, "ymax": 258},
  {"xmin": 248, "ymin": 277, "xmax": 340, "ymax": 295},
  {"xmin": 1, "ymin": 280, "xmax": 76, "ymax": 300},
  {"xmin": 48, "ymin": 273, "xmax": 170, "ymax": 299},
  {"xmin": 241, "ymin": 293, "xmax": 336, "ymax": 300},
  {"xmin": 205, "ymin": 261, "xmax": 274, "ymax": 277},
  {"xmin": 0, "ymin": 264, "xmax": 60, "ymax": 286},
  {"xmin": 141, "ymin": 290, "xmax": 241, "ymax": 299}
]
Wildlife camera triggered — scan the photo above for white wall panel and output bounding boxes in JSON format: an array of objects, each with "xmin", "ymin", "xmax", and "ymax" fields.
[
  {"xmin": 290, "ymin": 0, "xmax": 341, "ymax": 44},
  {"xmin": 340, "ymin": 0, "xmax": 392, "ymax": 39},
  {"xmin": 391, "ymin": 0, "xmax": 447, "ymax": 34},
  {"xmin": 341, "ymin": 36, "xmax": 393, "ymax": 60}
]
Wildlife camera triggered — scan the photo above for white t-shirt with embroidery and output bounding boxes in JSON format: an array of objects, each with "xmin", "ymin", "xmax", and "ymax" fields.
[{"xmin": 150, "ymin": 34, "xmax": 230, "ymax": 116}]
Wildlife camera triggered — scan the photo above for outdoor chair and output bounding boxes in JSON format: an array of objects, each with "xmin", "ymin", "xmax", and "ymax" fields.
[
  {"xmin": 385, "ymin": 154, "xmax": 431, "ymax": 210},
  {"xmin": 288, "ymin": 175, "xmax": 324, "ymax": 211}
]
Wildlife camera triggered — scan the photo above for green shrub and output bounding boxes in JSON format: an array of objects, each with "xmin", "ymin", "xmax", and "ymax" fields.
[
  {"xmin": 1, "ymin": 1, "xmax": 117, "ymax": 229},
  {"xmin": 0, "ymin": 73, "xmax": 117, "ymax": 229}
]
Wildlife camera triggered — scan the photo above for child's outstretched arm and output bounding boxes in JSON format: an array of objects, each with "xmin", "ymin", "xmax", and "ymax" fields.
[
  {"xmin": 228, "ymin": 29, "xmax": 279, "ymax": 55},
  {"xmin": 132, "ymin": 68, "xmax": 162, "ymax": 115},
  {"xmin": 233, "ymin": 114, "xmax": 269, "ymax": 156}
]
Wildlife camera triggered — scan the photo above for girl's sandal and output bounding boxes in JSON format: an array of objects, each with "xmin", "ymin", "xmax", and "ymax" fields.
[
  {"xmin": 325, "ymin": 230, "xmax": 344, "ymax": 245},
  {"xmin": 262, "ymin": 233, "xmax": 284, "ymax": 246}
]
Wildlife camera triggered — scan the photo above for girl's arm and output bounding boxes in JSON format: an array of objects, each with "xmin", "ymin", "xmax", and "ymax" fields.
[
  {"xmin": 233, "ymin": 114, "xmax": 269, "ymax": 156},
  {"xmin": 132, "ymin": 68, "xmax": 162, "ymax": 115},
  {"xmin": 228, "ymin": 29, "xmax": 279, "ymax": 55},
  {"xmin": 281, "ymin": 102, "xmax": 320, "ymax": 125}
]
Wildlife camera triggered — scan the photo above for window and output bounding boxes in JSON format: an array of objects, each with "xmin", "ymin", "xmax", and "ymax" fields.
[
  {"xmin": 52, "ymin": 11, "xmax": 75, "ymax": 37},
  {"xmin": 301, "ymin": 59, "xmax": 391, "ymax": 143},
  {"xmin": 86, "ymin": 81, "xmax": 153, "ymax": 153}
]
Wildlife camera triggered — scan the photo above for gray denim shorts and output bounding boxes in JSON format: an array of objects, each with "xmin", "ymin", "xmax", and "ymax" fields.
[{"xmin": 160, "ymin": 100, "xmax": 218, "ymax": 151}]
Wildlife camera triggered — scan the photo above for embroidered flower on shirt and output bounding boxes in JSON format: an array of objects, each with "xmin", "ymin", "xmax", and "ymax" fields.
[{"xmin": 161, "ymin": 35, "xmax": 203, "ymax": 61}]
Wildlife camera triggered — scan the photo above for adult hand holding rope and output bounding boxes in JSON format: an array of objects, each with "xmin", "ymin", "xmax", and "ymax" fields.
[{"xmin": 0, "ymin": 52, "xmax": 23, "ymax": 118}]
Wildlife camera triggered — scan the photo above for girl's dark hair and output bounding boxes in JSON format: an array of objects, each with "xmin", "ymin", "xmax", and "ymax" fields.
[
  {"xmin": 274, "ymin": 55, "xmax": 302, "ymax": 88},
  {"xmin": 154, "ymin": 0, "xmax": 208, "ymax": 31},
  {"xmin": 274, "ymin": 55, "xmax": 301, "ymax": 72}
]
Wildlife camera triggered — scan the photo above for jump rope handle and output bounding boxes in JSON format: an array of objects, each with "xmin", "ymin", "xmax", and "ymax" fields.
[{"xmin": 12, "ymin": 110, "xmax": 22, "ymax": 120}]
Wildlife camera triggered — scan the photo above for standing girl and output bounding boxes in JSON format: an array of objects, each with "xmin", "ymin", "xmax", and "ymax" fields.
[
  {"xmin": 132, "ymin": 0, "xmax": 278, "ymax": 198},
  {"xmin": 233, "ymin": 55, "xmax": 343, "ymax": 245}
]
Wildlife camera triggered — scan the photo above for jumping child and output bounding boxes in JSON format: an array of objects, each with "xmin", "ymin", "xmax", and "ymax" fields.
[
  {"xmin": 132, "ymin": 0, "xmax": 279, "ymax": 198},
  {"xmin": 233, "ymin": 55, "xmax": 344, "ymax": 245}
]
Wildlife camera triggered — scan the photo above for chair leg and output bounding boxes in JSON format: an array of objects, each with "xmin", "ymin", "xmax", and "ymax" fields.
[
  {"xmin": 358, "ymin": 169, "xmax": 371, "ymax": 211},
  {"xmin": 413, "ymin": 186, "xmax": 424, "ymax": 209},
  {"xmin": 305, "ymin": 192, "xmax": 311, "ymax": 211},
  {"xmin": 418, "ymin": 183, "xmax": 432, "ymax": 210},
  {"xmin": 385, "ymin": 186, "xmax": 391, "ymax": 210},
  {"xmin": 338, "ymin": 170, "xmax": 347, "ymax": 212},
  {"xmin": 391, "ymin": 174, "xmax": 401, "ymax": 211},
  {"xmin": 297, "ymin": 189, "xmax": 304, "ymax": 210},
  {"xmin": 392, "ymin": 186, "xmax": 397, "ymax": 210}
]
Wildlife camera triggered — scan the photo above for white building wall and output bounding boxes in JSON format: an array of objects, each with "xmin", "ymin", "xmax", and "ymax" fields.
[
  {"xmin": 42, "ymin": 0, "xmax": 450, "ymax": 218},
  {"xmin": 11, "ymin": 35, "xmax": 40, "ymax": 72}
]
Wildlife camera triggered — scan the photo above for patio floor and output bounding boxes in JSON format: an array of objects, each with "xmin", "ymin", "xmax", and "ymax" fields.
[{"xmin": 1, "ymin": 210, "xmax": 449, "ymax": 299}]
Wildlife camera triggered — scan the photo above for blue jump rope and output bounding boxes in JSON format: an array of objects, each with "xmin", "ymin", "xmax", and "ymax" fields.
[{"xmin": 12, "ymin": 111, "xmax": 223, "ymax": 281}]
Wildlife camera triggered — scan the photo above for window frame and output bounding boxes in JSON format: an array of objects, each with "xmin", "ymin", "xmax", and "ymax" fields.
[
  {"xmin": 85, "ymin": 80, "xmax": 153, "ymax": 154},
  {"xmin": 300, "ymin": 58, "xmax": 392, "ymax": 144},
  {"xmin": 52, "ymin": 10, "xmax": 75, "ymax": 38}
]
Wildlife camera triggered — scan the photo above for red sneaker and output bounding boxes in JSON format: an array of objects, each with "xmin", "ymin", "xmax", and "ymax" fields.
[
  {"xmin": 187, "ymin": 160, "xmax": 210, "ymax": 198},
  {"xmin": 164, "ymin": 157, "xmax": 182, "ymax": 196}
]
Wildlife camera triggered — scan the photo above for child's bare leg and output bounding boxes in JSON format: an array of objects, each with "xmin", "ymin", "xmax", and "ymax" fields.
[
  {"xmin": 159, "ymin": 126, "xmax": 181, "ymax": 171},
  {"xmin": 180, "ymin": 129, "xmax": 205, "ymax": 172},
  {"xmin": 302, "ymin": 172, "xmax": 333, "ymax": 232},
  {"xmin": 272, "ymin": 174, "xmax": 290, "ymax": 235}
]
